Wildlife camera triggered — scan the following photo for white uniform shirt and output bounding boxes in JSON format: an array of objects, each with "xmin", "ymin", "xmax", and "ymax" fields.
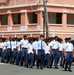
[
  {"xmin": 59, "ymin": 43, "xmax": 63, "ymax": 51},
  {"xmin": 36, "ymin": 40, "xmax": 46, "ymax": 50},
  {"xmin": 6, "ymin": 41, "xmax": 12, "ymax": 49},
  {"xmin": 0, "ymin": 42, "xmax": 2, "ymax": 48},
  {"xmin": 50, "ymin": 40, "xmax": 59, "ymax": 49},
  {"xmin": 20, "ymin": 39, "xmax": 29, "ymax": 48},
  {"xmin": 32, "ymin": 41, "xmax": 37, "ymax": 50},
  {"xmin": 64, "ymin": 42, "xmax": 73, "ymax": 52},
  {"xmin": 12, "ymin": 41, "xmax": 17, "ymax": 51},
  {"xmin": 63, "ymin": 42, "xmax": 67, "ymax": 50},
  {"xmin": 17, "ymin": 41, "xmax": 21, "ymax": 51},
  {"xmin": 28, "ymin": 43, "xmax": 33, "ymax": 54},
  {"xmin": 2, "ymin": 42, "xmax": 6, "ymax": 51},
  {"xmin": 45, "ymin": 45, "xmax": 50, "ymax": 54}
]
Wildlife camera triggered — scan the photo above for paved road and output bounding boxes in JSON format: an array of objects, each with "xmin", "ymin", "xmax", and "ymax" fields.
[{"xmin": 0, "ymin": 63, "xmax": 74, "ymax": 75}]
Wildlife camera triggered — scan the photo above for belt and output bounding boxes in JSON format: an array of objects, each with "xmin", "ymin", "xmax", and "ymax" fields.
[
  {"xmin": 38, "ymin": 49, "xmax": 44, "ymax": 50},
  {"xmin": 22, "ymin": 47, "xmax": 27, "ymax": 49},
  {"xmin": 66, "ymin": 51, "xmax": 72, "ymax": 53},
  {"xmin": 13, "ymin": 48, "xmax": 17, "ymax": 50},
  {"xmin": 7, "ymin": 48, "xmax": 12, "ymax": 49},
  {"xmin": 52, "ymin": 49, "xmax": 58, "ymax": 50}
]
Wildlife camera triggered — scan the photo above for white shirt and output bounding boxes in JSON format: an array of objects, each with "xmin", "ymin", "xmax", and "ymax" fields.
[
  {"xmin": 36, "ymin": 40, "xmax": 46, "ymax": 50},
  {"xmin": 64, "ymin": 42, "xmax": 73, "ymax": 52},
  {"xmin": 6, "ymin": 41, "xmax": 12, "ymax": 49},
  {"xmin": 59, "ymin": 43, "xmax": 63, "ymax": 51},
  {"xmin": 2, "ymin": 42, "xmax": 6, "ymax": 51},
  {"xmin": 45, "ymin": 45, "xmax": 50, "ymax": 54},
  {"xmin": 0, "ymin": 42, "xmax": 2, "ymax": 48},
  {"xmin": 50, "ymin": 40, "xmax": 59, "ymax": 49},
  {"xmin": 63, "ymin": 42, "xmax": 67, "ymax": 50},
  {"xmin": 12, "ymin": 41, "xmax": 17, "ymax": 51},
  {"xmin": 32, "ymin": 41, "xmax": 37, "ymax": 50},
  {"xmin": 28, "ymin": 43, "xmax": 33, "ymax": 53},
  {"xmin": 17, "ymin": 41, "xmax": 21, "ymax": 51},
  {"xmin": 20, "ymin": 39, "xmax": 29, "ymax": 48}
]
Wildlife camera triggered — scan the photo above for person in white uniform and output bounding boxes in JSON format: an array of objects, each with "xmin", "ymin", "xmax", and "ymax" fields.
[
  {"xmin": 20, "ymin": 35, "xmax": 29, "ymax": 66},
  {"xmin": 1, "ymin": 38, "xmax": 7, "ymax": 63},
  {"xmin": 27, "ymin": 40, "xmax": 34, "ymax": 68},
  {"xmin": 64, "ymin": 38, "xmax": 74, "ymax": 72},
  {"xmin": 36, "ymin": 34, "xmax": 46, "ymax": 69},
  {"xmin": 58, "ymin": 38, "xmax": 64, "ymax": 67},
  {"xmin": 44, "ymin": 41, "xmax": 50, "ymax": 68},
  {"xmin": 6, "ymin": 37, "xmax": 13, "ymax": 64},
  {"xmin": 50, "ymin": 36, "xmax": 59, "ymax": 69}
]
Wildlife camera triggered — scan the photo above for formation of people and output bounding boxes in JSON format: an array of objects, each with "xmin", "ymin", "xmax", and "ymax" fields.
[{"xmin": 0, "ymin": 34, "xmax": 74, "ymax": 72}]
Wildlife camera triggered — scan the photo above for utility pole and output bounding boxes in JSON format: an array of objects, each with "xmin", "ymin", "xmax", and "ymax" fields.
[{"xmin": 43, "ymin": 0, "xmax": 49, "ymax": 38}]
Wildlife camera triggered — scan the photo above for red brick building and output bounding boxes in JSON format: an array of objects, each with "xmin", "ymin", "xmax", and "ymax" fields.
[{"xmin": 0, "ymin": 0, "xmax": 74, "ymax": 39}]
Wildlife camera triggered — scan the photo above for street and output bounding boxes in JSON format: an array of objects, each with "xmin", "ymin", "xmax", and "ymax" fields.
[{"xmin": 0, "ymin": 63, "xmax": 74, "ymax": 75}]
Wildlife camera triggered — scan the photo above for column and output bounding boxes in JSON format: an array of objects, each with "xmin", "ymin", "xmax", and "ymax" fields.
[
  {"xmin": 7, "ymin": 11, "xmax": 13, "ymax": 26},
  {"xmin": 37, "ymin": 8, "xmax": 44, "ymax": 33},
  {"xmin": 62, "ymin": 12, "xmax": 67, "ymax": 30},
  {"xmin": 20, "ymin": 10, "xmax": 28, "ymax": 26}
]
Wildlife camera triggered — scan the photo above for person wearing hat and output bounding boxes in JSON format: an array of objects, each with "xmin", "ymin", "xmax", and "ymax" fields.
[
  {"xmin": 64, "ymin": 38, "xmax": 74, "ymax": 72},
  {"xmin": 36, "ymin": 34, "xmax": 46, "ymax": 69}
]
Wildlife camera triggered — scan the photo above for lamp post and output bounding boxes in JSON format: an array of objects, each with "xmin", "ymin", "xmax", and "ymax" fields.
[
  {"xmin": 43, "ymin": 0, "xmax": 49, "ymax": 38},
  {"xmin": 37, "ymin": 0, "xmax": 49, "ymax": 38}
]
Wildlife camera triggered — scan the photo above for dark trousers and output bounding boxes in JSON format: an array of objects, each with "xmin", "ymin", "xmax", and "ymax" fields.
[
  {"xmin": 16, "ymin": 51, "xmax": 21, "ymax": 65},
  {"xmin": 44, "ymin": 53, "xmax": 50, "ymax": 67},
  {"xmin": 28, "ymin": 53, "xmax": 34, "ymax": 67},
  {"xmin": 33, "ymin": 49, "xmax": 37, "ymax": 66},
  {"xmin": 36, "ymin": 49, "xmax": 45, "ymax": 69},
  {"xmin": 59, "ymin": 51, "xmax": 64, "ymax": 66},
  {"xmin": 0, "ymin": 48, "xmax": 2, "ymax": 57},
  {"xmin": 65, "ymin": 52, "xmax": 73, "ymax": 70},
  {"xmin": 20, "ymin": 48, "xmax": 28, "ymax": 66},
  {"xmin": 12, "ymin": 49, "xmax": 18, "ymax": 64},
  {"xmin": 6, "ymin": 49, "xmax": 12, "ymax": 64},
  {"xmin": 49, "ymin": 54, "xmax": 53, "ymax": 68},
  {"xmin": 1, "ymin": 50, "xmax": 7, "ymax": 62},
  {"xmin": 52, "ymin": 49, "xmax": 59, "ymax": 68}
]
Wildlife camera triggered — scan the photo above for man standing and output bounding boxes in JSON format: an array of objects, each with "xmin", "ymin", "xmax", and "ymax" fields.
[
  {"xmin": 64, "ymin": 38, "xmax": 74, "ymax": 72},
  {"xmin": 20, "ymin": 35, "xmax": 29, "ymax": 66},
  {"xmin": 50, "ymin": 36, "xmax": 59, "ymax": 69},
  {"xmin": 6, "ymin": 37, "xmax": 13, "ymax": 64},
  {"xmin": 36, "ymin": 34, "xmax": 46, "ymax": 69}
]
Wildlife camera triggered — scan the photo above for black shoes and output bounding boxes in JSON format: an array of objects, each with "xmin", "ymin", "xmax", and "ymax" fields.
[
  {"xmin": 68, "ymin": 70, "xmax": 72, "ymax": 72},
  {"xmin": 55, "ymin": 67, "xmax": 59, "ymax": 69}
]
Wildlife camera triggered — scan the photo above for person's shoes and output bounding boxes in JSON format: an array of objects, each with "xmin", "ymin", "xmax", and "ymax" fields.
[
  {"xmin": 54, "ymin": 67, "xmax": 59, "ymax": 69},
  {"xmin": 65, "ymin": 68, "xmax": 67, "ymax": 71},
  {"xmin": 1, "ymin": 60, "xmax": 4, "ymax": 63},
  {"xmin": 62, "ymin": 66, "xmax": 64, "ymax": 68},
  {"xmin": 30, "ymin": 66, "xmax": 33, "ymax": 68},
  {"xmin": 20, "ymin": 63, "xmax": 23, "ymax": 66},
  {"xmin": 68, "ymin": 70, "xmax": 72, "ymax": 72},
  {"xmin": 37, "ymin": 66, "xmax": 39, "ymax": 69},
  {"xmin": 47, "ymin": 66, "xmax": 50, "ymax": 68},
  {"xmin": 50, "ymin": 66, "xmax": 52, "ymax": 68},
  {"xmin": 60, "ymin": 64, "xmax": 63, "ymax": 66},
  {"xmin": 40, "ymin": 67, "xmax": 43, "ymax": 69}
]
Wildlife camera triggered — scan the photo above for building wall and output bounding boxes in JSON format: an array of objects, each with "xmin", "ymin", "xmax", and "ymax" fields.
[{"xmin": 0, "ymin": 0, "xmax": 74, "ymax": 39}]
